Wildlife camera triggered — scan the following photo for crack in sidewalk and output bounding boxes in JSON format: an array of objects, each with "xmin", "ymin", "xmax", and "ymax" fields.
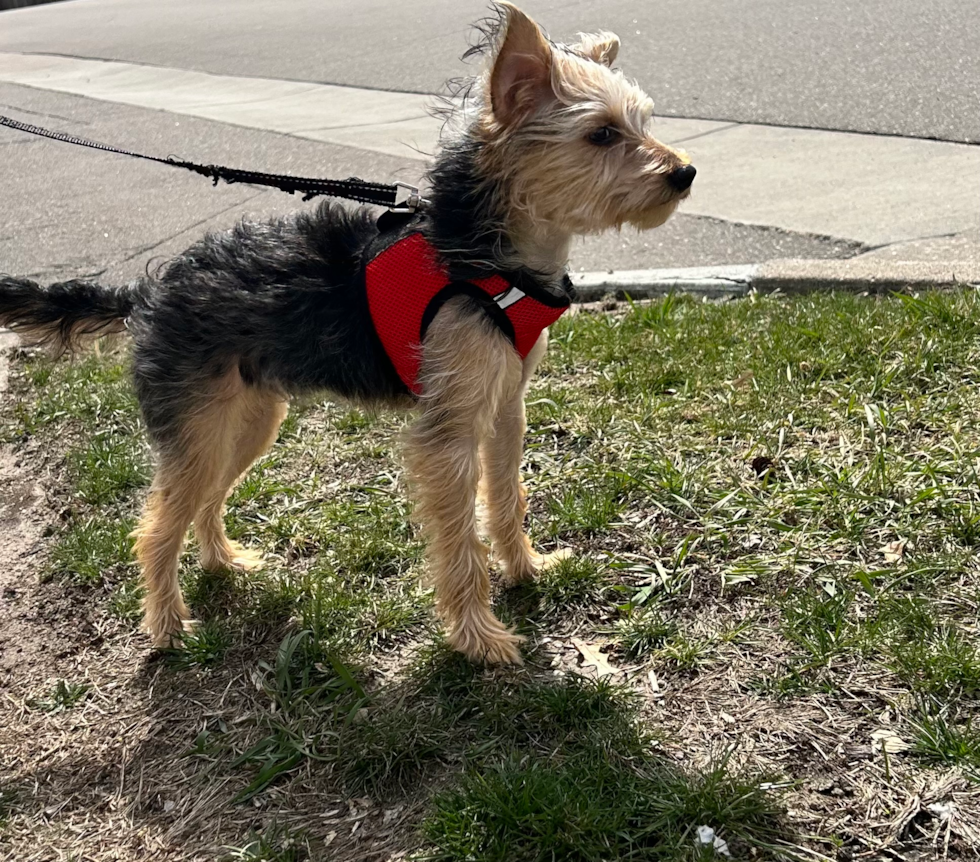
[{"xmin": 79, "ymin": 188, "xmax": 270, "ymax": 281}]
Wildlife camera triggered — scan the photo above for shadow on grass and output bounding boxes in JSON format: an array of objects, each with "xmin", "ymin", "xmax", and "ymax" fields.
[
  {"xmin": 146, "ymin": 624, "xmax": 793, "ymax": 860},
  {"xmin": 340, "ymin": 644, "xmax": 794, "ymax": 861},
  {"xmin": 1, "ymin": 624, "xmax": 796, "ymax": 861},
  {"xmin": 2, "ymin": 334, "xmax": 807, "ymax": 859}
]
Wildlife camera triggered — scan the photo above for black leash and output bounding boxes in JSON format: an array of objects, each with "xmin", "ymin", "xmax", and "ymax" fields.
[{"xmin": 0, "ymin": 113, "xmax": 424, "ymax": 211}]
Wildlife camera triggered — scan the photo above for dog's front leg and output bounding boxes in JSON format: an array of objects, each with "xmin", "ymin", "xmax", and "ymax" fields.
[
  {"xmin": 404, "ymin": 298, "xmax": 525, "ymax": 665},
  {"xmin": 482, "ymin": 330, "xmax": 570, "ymax": 582}
]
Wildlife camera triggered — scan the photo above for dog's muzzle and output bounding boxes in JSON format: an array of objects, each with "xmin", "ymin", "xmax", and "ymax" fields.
[{"xmin": 668, "ymin": 164, "xmax": 697, "ymax": 192}]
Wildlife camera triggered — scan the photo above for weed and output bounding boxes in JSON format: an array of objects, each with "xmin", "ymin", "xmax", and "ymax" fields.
[
  {"xmin": 163, "ymin": 620, "xmax": 234, "ymax": 670},
  {"xmin": 222, "ymin": 822, "xmax": 310, "ymax": 862},
  {"xmin": 28, "ymin": 679, "xmax": 91, "ymax": 713}
]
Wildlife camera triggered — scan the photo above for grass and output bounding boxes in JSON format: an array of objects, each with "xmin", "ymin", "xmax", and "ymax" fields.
[
  {"xmin": 611, "ymin": 605, "xmax": 677, "ymax": 659},
  {"xmin": 532, "ymin": 554, "xmax": 609, "ymax": 612},
  {"xmin": 780, "ymin": 587, "xmax": 854, "ymax": 667},
  {"xmin": 49, "ymin": 515, "xmax": 136, "ymax": 584},
  {"xmin": 892, "ymin": 623, "xmax": 980, "ymax": 700},
  {"xmin": 222, "ymin": 822, "xmax": 311, "ymax": 862},
  {"xmin": 163, "ymin": 620, "xmax": 235, "ymax": 670},
  {"xmin": 910, "ymin": 708, "xmax": 980, "ymax": 776},
  {"xmin": 27, "ymin": 679, "xmax": 92, "ymax": 713},
  {"xmin": 5, "ymin": 289, "xmax": 980, "ymax": 859},
  {"xmin": 423, "ymin": 749, "xmax": 782, "ymax": 862}
]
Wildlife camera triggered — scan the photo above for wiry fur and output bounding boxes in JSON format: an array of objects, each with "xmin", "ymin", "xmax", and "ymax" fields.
[
  {"xmin": 0, "ymin": 3, "xmax": 693, "ymax": 665},
  {"xmin": 0, "ymin": 277, "xmax": 136, "ymax": 353}
]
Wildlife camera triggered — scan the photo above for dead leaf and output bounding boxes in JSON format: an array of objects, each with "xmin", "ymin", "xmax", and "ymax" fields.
[
  {"xmin": 871, "ymin": 727, "xmax": 909, "ymax": 754},
  {"xmin": 880, "ymin": 538, "xmax": 907, "ymax": 563},
  {"xmin": 731, "ymin": 370, "xmax": 754, "ymax": 389},
  {"xmin": 571, "ymin": 638, "xmax": 617, "ymax": 677}
]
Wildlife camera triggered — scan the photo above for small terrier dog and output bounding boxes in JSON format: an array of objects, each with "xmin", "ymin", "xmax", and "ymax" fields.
[{"xmin": 0, "ymin": 3, "xmax": 694, "ymax": 665}]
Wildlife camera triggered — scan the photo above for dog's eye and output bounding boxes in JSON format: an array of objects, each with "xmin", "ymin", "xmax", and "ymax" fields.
[{"xmin": 587, "ymin": 126, "xmax": 619, "ymax": 146}]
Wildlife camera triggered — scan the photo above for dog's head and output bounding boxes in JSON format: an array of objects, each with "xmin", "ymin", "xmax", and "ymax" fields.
[{"xmin": 470, "ymin": 2, "xmax": 694, "ymax": 236}]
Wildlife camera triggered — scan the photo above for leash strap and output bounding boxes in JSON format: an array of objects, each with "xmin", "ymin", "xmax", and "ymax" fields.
[{"xmin": 0, "ymin": 113, "xmax": 424, "ymax": 210}]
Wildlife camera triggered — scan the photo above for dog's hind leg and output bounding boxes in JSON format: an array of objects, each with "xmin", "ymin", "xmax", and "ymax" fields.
[
  {"xmin": 196, "ymin": 390, "xmax": 288, "ymax": 572},
  {"xmin": 482, "ymin": 331, "xmax": 570, "ymax": 583},
  {"xmin": 133, "ymin": 369, "xmax": 249, "ymax": 646},
  {"xmin": 404, "ymin": 297, "xmax": 525, "ymax": 665}
]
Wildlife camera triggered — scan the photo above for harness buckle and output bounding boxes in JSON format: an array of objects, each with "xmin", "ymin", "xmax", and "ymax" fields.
[{"xmin": 392, "ymin": 182, "xmax": 424, "ymax": 212}]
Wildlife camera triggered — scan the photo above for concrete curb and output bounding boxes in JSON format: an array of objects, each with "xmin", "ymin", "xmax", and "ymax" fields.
[
  {"xmin": 571, "ymin": 259, "xmax": 980, "ymax": 302},
  {"xmin": 572, "ymin": 266, "xmax": 756, "ymax": 301}
]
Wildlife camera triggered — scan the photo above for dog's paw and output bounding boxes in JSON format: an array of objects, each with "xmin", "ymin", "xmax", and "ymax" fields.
[
  {"xmin": 449, "ymin": 617, "xmax": 525, "ymax": 666},
  {"xmin": 505, "ymin": 546, "xmax": 573, "ymax": 584},
  {"xmin": 534, "ymin": 547, "xmax": 573, "ymax": 570},
  {"xmin": 201, "ymin": 540, "xmax": 265, "ymax": 573},
  {"xmin": 144, "ymin": 603, "xmax": 195, "ymax": 648}
]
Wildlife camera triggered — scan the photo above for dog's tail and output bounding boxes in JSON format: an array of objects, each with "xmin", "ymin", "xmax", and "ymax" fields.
[{"xmin": 0, "ymin": 275, "xmax": 137, "ymax": 354}]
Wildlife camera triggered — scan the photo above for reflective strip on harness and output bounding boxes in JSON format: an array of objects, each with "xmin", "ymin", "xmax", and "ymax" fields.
[
  {"xmin": 365, "ymin": 232, "xmax": 569, "ymax": 395},
  {"xmin": 493, "ymin": 286, "xmax": 526, "ymax": 309}
]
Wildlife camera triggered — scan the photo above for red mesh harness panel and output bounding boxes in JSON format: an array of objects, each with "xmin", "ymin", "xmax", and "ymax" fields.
[{"xmin": 365, "ymin": 231, "xmax": 570, "ymax": 395}]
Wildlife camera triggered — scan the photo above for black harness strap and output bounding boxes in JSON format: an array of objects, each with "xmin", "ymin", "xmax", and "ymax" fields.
[{"xmin": 0, "ymin": 113, "xmax": 421, "ymax": 208}]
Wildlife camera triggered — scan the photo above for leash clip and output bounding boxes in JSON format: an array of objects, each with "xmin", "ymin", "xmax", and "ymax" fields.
[{"xmin": 392, "ymin": 182, "xmax": 424, "ymax": 212}]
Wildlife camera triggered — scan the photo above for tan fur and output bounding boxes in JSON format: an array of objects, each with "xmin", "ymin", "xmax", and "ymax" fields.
[
  {"xmin": 133, "ymin": 370, "xmax": 286, "ymax": 645},
  {"xmin": 196, "ymin": 392, "xmax": 288, "ymax": 572},
  {"xmin": 402, "ymin": 298, "xmax": 527, "ymax": 664},
  {"xmin": 480, "ymin": 331, "xmax": 567, "ymax": 583},
  {"xmin": 571, "ymin": 31, "xmax": 620, "ymax": 67}
]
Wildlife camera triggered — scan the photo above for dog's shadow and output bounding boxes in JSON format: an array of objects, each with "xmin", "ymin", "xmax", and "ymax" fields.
[
  {"xmin": 6, "ymin": 571, "xmax": 791, "ymax": 859},
  {"xmin": 496, "ymin": 577, "xmax": 547, "ymax": 625}
]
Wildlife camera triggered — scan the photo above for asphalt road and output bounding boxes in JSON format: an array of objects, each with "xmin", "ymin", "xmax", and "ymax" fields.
[{"xmin": 2, "ymin": 0, "xmax": 978, "ymax": 143}]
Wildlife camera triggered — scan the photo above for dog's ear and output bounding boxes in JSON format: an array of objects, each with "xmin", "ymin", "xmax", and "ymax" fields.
[
  {"xmin": 490, "ymin": 2, "xmax": 555, "ymax": 126},
  {"xmin": 573, "ymin": 31, "xmax": 620, "ymax": 67}
]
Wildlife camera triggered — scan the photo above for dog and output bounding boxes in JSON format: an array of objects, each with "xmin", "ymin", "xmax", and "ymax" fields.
[{"xmin": 0, "ymin": 3, "xmax": 694, "ymax": 665}]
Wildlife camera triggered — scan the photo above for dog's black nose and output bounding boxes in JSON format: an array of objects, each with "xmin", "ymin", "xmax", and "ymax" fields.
[{"xmin": 668, "ymin": 164, "xmax": 696, "ymax": 191}]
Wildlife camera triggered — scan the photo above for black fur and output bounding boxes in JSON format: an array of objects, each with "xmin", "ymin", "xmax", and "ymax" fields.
[
  {"xmin": 0, "ymin": 202, "xmax": 419, "ymax": 450},
  {"xmin": 129, "ymin": 203, "xmax": 414, "ymax": 447},
  {"xmin": 0, "ymin": 276, "xmax": 137, "ymax": 352},
  {"xmin": 426, "ymin": 137, "xmax": 510, "ymax": 278}
]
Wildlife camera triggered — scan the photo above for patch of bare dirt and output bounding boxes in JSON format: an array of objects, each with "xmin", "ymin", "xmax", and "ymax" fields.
[{"xmin": 0, "ymin": 448, "xmax": 50, "ymax": 677}]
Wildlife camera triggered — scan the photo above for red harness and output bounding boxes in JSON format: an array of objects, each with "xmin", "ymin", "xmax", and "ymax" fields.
[{"xmin": 365, "ymin": 231, "xmax": 570, "ymax": 395}]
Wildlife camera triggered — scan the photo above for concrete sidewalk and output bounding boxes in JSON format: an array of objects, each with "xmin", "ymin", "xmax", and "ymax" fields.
[{"xmin": 1, "ymin": 51, "xmax": 978, "ymax": 293}]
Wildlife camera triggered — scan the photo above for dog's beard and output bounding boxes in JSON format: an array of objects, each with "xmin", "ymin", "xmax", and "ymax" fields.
[{"xmin": 626, "ymin": 200, "xmax": 680, "ymax": 231}]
